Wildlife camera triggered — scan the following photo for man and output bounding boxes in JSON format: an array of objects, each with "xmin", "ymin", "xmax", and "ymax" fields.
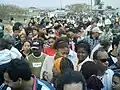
[
  {"xmin": 12, "ymin": 22, "xmax": 22, "ymax": 51},
  {"xmin": 83, "ymin": 27, "xmax": 102, "ymax": 50},
  {"xmin": 0, "ymin": 19, "xmax": 4, "ymax": 38},
  {"xmin": 93, "ymin": 48, "xmax": 114, "ymax": 90},
  {"xmin": 90, "ymin": 39, "xmax": 111, "ymax": 60},
  {"xmin": 27, "ymin": 39, "xmax": 47, "ymax": 78},
  {"xmin": 55, "ymin": 71, "xmax": 86, "ymax": 90},
  {"xmin": 101, "ymin": 19, "xmax": 113, "ymax": 42},
  {"xmin": 4, "ymin": 58, "xmax": 54, "ymax": 90}
]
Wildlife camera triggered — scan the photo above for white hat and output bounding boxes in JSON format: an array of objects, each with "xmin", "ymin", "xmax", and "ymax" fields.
[
  {"xmin": 92, "ymin": 27, "xmax": 102, "ymax": 34},
  {"xmin": 105, "ymin": 19, "xmax": 111, "ymax": 25}
]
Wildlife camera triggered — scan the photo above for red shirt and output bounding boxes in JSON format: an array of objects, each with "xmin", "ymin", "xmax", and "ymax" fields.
[{"xmin": 44, "ymin": 47, "xmax": 56, "ymax": 56}]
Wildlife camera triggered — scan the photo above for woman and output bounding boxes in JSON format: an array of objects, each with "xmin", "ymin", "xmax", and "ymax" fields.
[
  {"xmin": 52, "ymin": 57, "xmax": 74, "ymax": 85},
  {"xmin": 53, "ymin": 38, "xmax": 70, "ymax": 60},
  {"xmin": 112, "ymin": 73, "xmax": 120, "ymax": 90},
  {"xmin": 21, "ymin": 40, "xmax": 32, "ymax": 58},
  {"xmin": 44, "ymin": 37, "xmax": 56, "ymax": 56},
  {"xmin": 76, "ymin": 40, "xmax": 93, "ymax": 71}
]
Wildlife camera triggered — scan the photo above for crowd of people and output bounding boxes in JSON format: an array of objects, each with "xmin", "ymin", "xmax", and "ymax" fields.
[{"xmin": 0, "ymin": 12, "xmax": 120, "ymax": 90}]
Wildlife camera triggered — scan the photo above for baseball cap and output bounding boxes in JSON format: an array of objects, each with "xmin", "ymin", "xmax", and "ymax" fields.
[
  {"xmin": 92, "ymin": 27, "xmax": 102, "ymax": 34},
  {"xmin": 31, "ymin": 40, "xmax": 43, "ymax": 49}
]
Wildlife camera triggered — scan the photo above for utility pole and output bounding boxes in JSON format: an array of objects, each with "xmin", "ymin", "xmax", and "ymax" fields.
[{"xmin": 91, "ymin": 0, "xmax": 93, "ymax": 13}]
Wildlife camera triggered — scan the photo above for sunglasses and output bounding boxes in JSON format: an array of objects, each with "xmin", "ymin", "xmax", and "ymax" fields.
[{"xmin": 100, "ymin": 58, "xmax": 109, "ymax": 63}]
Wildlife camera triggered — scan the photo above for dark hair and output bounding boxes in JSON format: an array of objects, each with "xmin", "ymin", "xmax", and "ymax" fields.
[
  {"xmin": 13, "ymin": 22, "xmax": 22, "ymax": 32},
  {"xmin": 112, "ymin": 35, "xmax": 120, "ymax": 49},
  {"xmin": 0, "ymin": 38, "xmax": 7, "ymax": 50},
  {"xmin": 77, "ymin": 40, "xmax": 91, "ymax": 55},
  {"xmin": 55, "ymin": 71, "xmax": 86, "ymax": 90},
  {"xmin": 113, "ymin": 72, "xmax": 120, "ymax": 77},
  {"xmin": 0, "ymin": 19, "xmax": 3, "ymax": 22},
  {"xmin": 60, "ymin": 57, "xmax": 74, "ymax": 74},
  {"xmin": 81, "ymin": 61, "xmax": 98, "ymax": 80},
  {"xmin": 100, "ymin": 39, "xmax": 110, "ymax": 50},
  {"xmin": 6, "ymin": 58, "xmax": 32, "ymax": 82},
  {"xmin": 53, "ymin": 38, "xmax": 69, "ymax": 49},
  {"xmin": 48, "ymin": 37, "xmax": 56, "ymax": 41},
  {"xmin": 93, "ymin": 47, "xmax": 105, "ymax": 60},
  {"xmin": 81, "ymin": 61, "xmax": 103, "ymax": 90}
]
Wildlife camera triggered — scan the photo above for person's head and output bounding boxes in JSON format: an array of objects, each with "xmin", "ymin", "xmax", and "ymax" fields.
[
  {"xmin": 22, "ymin": 40, "xmax": 31, "ymax": 52},
  {"xmin": 112, "ymin": 73, "xmax": 120, "ymax": 90},
  {"xmin": 0, "ymin": 38, "xmax": 7, "ymax": 50},
  {"xmin": 54, "ymin": 38, "xmax": 69, "ymax": 59},
  {"xmin": 105, "ymin": 19, "xmax": 111, "ymax": 32},
  {"xmin": 52, "ymin": 57, "xmax": 74, "ymax": 77},
  {"xmin": 81, "ymin": 61, "xmax": 98, "ymax": 80},
  {"xmin": 13, "ymin": 22, "xmax": 23, "ymax": 36},
  {"xmin": 48, "ymin": 37, "xmax": 56, "ymax": 48},
  {"xmin": 55, "ymin": 71, "xmax": 86, "ymax": 90},
  {"xmin": 20, "ymin": 34, "xmax": 26, "ymax": 44},
  {"xmin": 77, "ymin": 40, "xmax": 91, "ymax": 64},
  {"xmin": 31, "ymin": 40, "xmax": 43, "ymax": 57},
  {"xmin": 32, "ymin": 26, "xmax": 39, "ymax": 36},
  {"xmin": 2, "ymin": 34, "xmax": 14, "ymax": 49},
  {"xmin": 4, "ymin": 58, "xmax": 32, "ymax": 90},
  {"xmin": 93, "ymin": 48, "xmax": 109, "ymax": 72},
  {"xmin": 91, "ymin": 27, "xmax": 102, "ymax": 38},
  {"xmin": 100, "ymin": 39, "xmax": 111, "ymax": 52},
  {"xmin": 0, "ymin": 19, "xmax": 3, "ymax": 22}
]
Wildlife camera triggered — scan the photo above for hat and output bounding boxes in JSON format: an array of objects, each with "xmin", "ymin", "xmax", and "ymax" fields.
[
  {"xmin": 92, "ymin": 27, "xmax": 102, "ymax": 34},
  {"xmin": 31, "ymin": 40, "xmax": 41, "ymax": 49},
  {"xmin": 105, "ymin": 19, "xmax": 111, "ymax": 25}
]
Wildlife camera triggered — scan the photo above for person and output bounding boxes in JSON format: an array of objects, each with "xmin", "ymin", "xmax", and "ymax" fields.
[
  {"xmin": 108, "ymin": 35, "xmax": 120, "ymax": 66},
  {"xmin": 12, "ymin": 22, "xmax": 22, "ymax": 51},
  {"xmin": 27, "ymin": 39, "xmax": 48, "ymax": 78},
  {"xmin": 90, "ymin": 39, "xmax": 111, "ymax": 60},
  {"xmin": 52, "ymin": 57, "xmax": 74, "ymax": 84},
  {"xmin": 21, "ymin": 40, "xmax": 32, "ymax": 58},
  {"xmin": 81, "ymin": 61, "xmax": 104, "ymax": 90},
  {"xmin": 109, "ymin": 48, "xmax": 120, "ymax": 73},
  {"xmin": 83, "ymin": 27, "xmax": 102, "ymax": 50},
  {"xmin": 0, "ymin": 38, "xmax": 12, "ymax": 86},
  {"xmin": 4, "ymin": 58, "xmax": 55, "ymax": 90},
  {"xmin": 101, "ymin": 19, "xmax": 113, "ymax": 42},
  {"xmin": 93, "ymin": 48, "xmax": 114, "ymax": 90},
  {"xmin": 55, "ymin": 70, "xmax": 86, "ymax": 90},
  {"xmin": 0, "ymin": 19, "xmax": 4, "ymax": 38},
  {"xmin": 44, "ymin": 37, "xmax": 56, "ymax": 56},
  {"xmin": 112, "ymin": 72, "xmax": 120, "ymax": 90},
  {"xmin": 75, "ymin": 40, "xmax": 93, "ymax": 71},
  {"xmin": 3, "ymin": 34, "xmax": 22, "ymax": 59},
  {"xmin": 53, "ymin": 38, "xmax": 78, "ymax": 68}
]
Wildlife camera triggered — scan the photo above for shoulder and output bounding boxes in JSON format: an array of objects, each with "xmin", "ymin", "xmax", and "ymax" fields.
[{"xmin": 37, "ymin": 79, "xmax": 54, "ymax": 90}]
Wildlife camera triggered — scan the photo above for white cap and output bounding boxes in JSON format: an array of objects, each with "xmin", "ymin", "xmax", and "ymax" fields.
[
  {"xmin": 105, "ymin": 19, "xmax": 111, "ymax": 25},
  {"xmin": 92, "ymin": 27, "xmax": 102, "ymax": 34}
]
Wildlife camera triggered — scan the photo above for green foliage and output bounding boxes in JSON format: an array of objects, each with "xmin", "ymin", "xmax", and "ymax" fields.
[
  {"xmin": 0, "ymin": 4, "xmax": 24, "ymax": 19},
  {"xmin": 66, "ymin": 3, "xmax": 90, "ymax": 13}
]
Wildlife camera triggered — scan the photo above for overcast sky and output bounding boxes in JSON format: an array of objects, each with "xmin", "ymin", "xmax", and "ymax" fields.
[{"xmin": 0, "ymin": 0, "xmax": 120, "ymax": 8}]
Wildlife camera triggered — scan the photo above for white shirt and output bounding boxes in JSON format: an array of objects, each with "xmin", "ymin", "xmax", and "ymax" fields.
[
  {"xmin": 101, "ymin": 69, "xmax": 114, "ymax": 90},
  {"xmin": 75, "ymin": 57, "xmax": 93, "ymax": 71}
]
